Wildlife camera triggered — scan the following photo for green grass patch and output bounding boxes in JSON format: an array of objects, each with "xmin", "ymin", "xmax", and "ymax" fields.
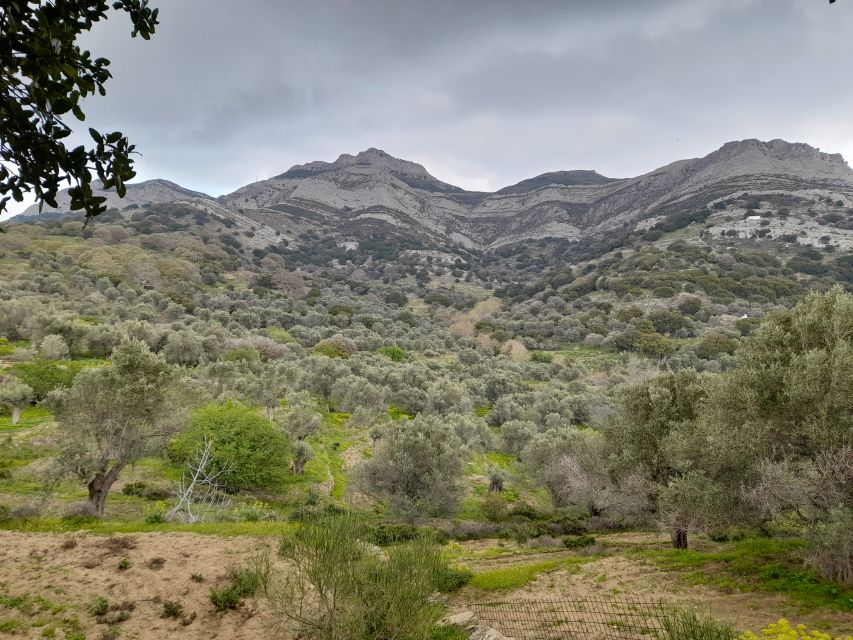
[
  {"xmin": 637, "ymin": 538, "xmax": 853, "ymax": 612},
  {"xmin": 0, "ymin": 405, "xmax": 53, "ymax": 431},
  {"xmin": 0, "ymin": 516, "xmax": 296, "ymax": 536},
  {"xmin": 468, "ymin": 555, "xmax": 596, "ymax": 591}
]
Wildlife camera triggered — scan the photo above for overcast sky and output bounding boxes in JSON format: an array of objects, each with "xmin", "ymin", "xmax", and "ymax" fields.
[{"xmin": 6, "ymin": 0, "xmax": 853, "ymax": 217}]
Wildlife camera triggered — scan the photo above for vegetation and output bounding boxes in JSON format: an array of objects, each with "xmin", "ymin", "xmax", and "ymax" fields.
[
  {"xmin": 0, "ymin": 198, "xmax": 850, "ymax": 638},
  {"xmin": 169, "ymin": 402, "xmax": 290, "ymax": 491},
  {"xmin": 271, "ymin": 514, "xmax": 451, "ymax": 640}
]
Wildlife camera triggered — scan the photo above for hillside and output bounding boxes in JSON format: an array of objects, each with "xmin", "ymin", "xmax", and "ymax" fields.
[{"xmin": 1, "ymin": 140, "xmax": 852, "ymax": 640}]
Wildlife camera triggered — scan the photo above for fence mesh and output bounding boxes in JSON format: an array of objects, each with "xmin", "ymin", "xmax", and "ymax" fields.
[{"xmin": 470, "ymin": 596, "xmax": 673, "ymax": 640}]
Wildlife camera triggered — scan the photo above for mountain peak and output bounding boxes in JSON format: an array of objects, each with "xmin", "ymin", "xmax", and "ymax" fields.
[
  {"xmin": 19, "ymin": 178, "xmax": 211, "ymax": 217},
  {"xmin": 280, "ymin": 147, "xmax": 435, "ymax": 181},
  {"xmin": 709, "ymin": 138, "xmax": 849, "ymax": 169},
  {"xmin": 497, "ymin": 170, "xmax": 618, "ymax": 195}
]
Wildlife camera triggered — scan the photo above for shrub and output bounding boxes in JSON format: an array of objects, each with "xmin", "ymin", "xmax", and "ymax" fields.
[
  {"xmin": 122, "ymin": 481, "xmax": 148, "ymax": 497},
  {"xmin": 10, "ymin": 360, "xmax": 94, "ymax": 400},
  {"xmin": 314, "ymin": 334, "xmax": 357, "ymax": 358},
  {"xmin": 169, "ymin": 402, "xmax": 290, "ymax": 491},
  {"xmin": 160, "ymin": 600, "xmax": 184, "ymax": 619},
  {"xmin": 210, "ymin": 551, "xmax": 271, "ymax": 612},
  {"xmin": 436, "ymin": 566, "xmax": 473, "ymax": 592},
  {"xmin": 659, "ymin": 609, "xmax": 736, "ymax": 640},
  {"xmin": 88, "ymin": 597, "xmax": 109, "ymax": 617},
  {"xmin": 272, "ymin": 514, "xmax": 449, "ymax": 640},
  {"xmin": 377, "ymin": 345, "xmax": 407, "ymax": 362},
  {"xmin": 563, "ymin": 534, "xmax": 597, "ymax": 549},
  {"xmin": 803, "ymin": 507, "xmax": 853, "ymax": 585},
  {"xmin": 530, "ymin": 351, "xmax": 554, "ymax": 363}
]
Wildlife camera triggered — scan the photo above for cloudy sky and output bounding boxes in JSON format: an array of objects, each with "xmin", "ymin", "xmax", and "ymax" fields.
[{"xmin": 6, "ymin": 0, "xmax": 853, "ymax": 216}]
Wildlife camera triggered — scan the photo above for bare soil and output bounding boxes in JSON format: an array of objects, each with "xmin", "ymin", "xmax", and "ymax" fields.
[{"xmin": 0, "ymin": 531, "xmax": 281, "ymax": 639}]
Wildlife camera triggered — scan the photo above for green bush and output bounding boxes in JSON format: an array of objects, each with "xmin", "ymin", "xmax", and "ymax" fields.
[
  {"xmin": 658, "ymin": 609, "xmax": 735, "ymax": 640},
  {"xmin": 436, "ymin": 566, "xmax": 473, "ymax": 592},
  {"xmin": 377, "ymin": 345, "xmax": 408, "ymax": 362},
  {"xmin": 10, "ymin": 360, "xmax": 96, "ymax": 400},
  {"xmin": 530, "ymin": 351, "xmax": 554, "ymax": 363},
  {"xmin": 122, "ymin": 481, "xmax": 148, "ymax": 497},
  {"xmin": 88, "ymin": 597, "xmax": 109, "ymax": 617},
  {"xmin": 364, "ymin": 523, "xmax": 448, "ymax": 546},
  {"xmin": 274, "ymin": 514, "xmax": 449, "ymax": 640},
  {"xmin": 169, "ymin": 401, "xmax": 290, "ymax": 491},
  {"xmin": 563, "ymin": 534, "xmax": 596, "ymax": 549},
  {"xmin": 209, "ymin": 553, "xmax": 270, "ymax": 612}
]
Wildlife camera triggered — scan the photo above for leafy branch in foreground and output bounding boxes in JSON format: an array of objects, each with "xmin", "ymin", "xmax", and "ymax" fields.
[{"xmin": 0, "ymin": 1, "xmax": 159, "ymax": 221}]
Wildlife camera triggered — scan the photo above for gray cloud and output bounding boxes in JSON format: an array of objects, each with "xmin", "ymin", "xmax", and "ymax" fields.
[{"xmin": 6, "ymin": 0, "xmax": 853, "ymax": 215}]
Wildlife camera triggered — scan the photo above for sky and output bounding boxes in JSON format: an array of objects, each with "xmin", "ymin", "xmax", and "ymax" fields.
[{"xmin": 5, "ymin": 0, "xmax": 853, "ymax": 217}]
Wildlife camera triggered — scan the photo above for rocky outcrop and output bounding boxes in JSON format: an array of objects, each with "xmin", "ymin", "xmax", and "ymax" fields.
[{"xmin": 439, "ymin": 610, "xmax": 515, "ymax": 640}]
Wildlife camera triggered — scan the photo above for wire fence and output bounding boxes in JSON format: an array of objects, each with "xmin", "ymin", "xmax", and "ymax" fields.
[{"xmin": 470, "ymin": 596, "xmax": 673, "ymax": 640}]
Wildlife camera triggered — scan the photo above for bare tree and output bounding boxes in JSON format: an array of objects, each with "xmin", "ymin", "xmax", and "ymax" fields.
[{"xmin": 166, "ymin": 437, "xmax": 230, "ymax": 523}]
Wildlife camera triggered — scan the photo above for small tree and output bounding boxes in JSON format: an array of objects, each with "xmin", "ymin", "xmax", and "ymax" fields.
[
  {"xmin": 39, "ymin": 334, "xmax": 70, "ymax": 360},
  {"xmin": 291, "ymin": 440, "xmax": 313, "ymax": 475},
  {"xmin": 50, "ymin": 340, "xmax": 179, "ymax": 516},
  {"xmin": 0, "ymin": 376, "xmax": 34, "ymax": 425},
  {"xmin": 354, "ymin": 414, "xmax": 463, "ymax": 516},
  {"xmin": 240, "ymin": 361, "xmax": 298, "ymax": 420},
  {"xmin": 278, "ymin": 391, "xmax": 323, "ymax": 440}
]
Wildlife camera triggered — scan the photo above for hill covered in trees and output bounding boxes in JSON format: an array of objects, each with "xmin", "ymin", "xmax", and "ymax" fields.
[{"xmin": 0, "ymin": 154, "xmax": 851, "ymax": 638}]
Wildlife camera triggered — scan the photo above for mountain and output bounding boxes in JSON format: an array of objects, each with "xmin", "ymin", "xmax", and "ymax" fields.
[
  {"xmin": 15, "ymin": 178, "xmax": 212, "ymax": 219},
  {"xmin": 12, "ymin": 140, "xmax": 853, "ymax": 253},
  {"xmin": 223, "ymin": 138, "xmax": 853, "ymax": 251}
]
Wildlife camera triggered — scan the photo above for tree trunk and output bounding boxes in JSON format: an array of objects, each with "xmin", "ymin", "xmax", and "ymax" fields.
[
  {"xmin": 11, "ymin": 405, "xmax": 21, "ymax": 425},
  {"xmin": 292, "ymin": 458, "xmax": 306, "ymax": 475},
  {"xmin": 488, "ymin": 477, "xmax": 503, "ymax": 493},
  {"xmin": 671, "ymin": 528, "xmax": 688, "ymax": 549},
  {"xmin": 86, "ymin": 465, "xmax": 124, "ymax": 517},
  {"xmin": 265, "ymin": 404, "xmax": 275, "ymax": 421}
]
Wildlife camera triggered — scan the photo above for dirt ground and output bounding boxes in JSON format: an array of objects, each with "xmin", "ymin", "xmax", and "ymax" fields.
[
  {"xmin": 1, "ymin": 531, "xmax": 850, "ymax": 639},
  {"xmin": 0, "ymin": 531, "xmax": 283, "ymax": 639}
]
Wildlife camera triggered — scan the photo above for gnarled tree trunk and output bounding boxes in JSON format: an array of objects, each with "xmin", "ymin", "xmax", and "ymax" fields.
[
  {"xmin": 87, "ymin": 465, "xmax": 124, "ymax": 517},
  {"xmin": 11, "ymin": 405, "xmax": 21, "ymax": 426},
  {"xmin": 671, "ymin": 527, "xmax": 688, "ymax": 549}
]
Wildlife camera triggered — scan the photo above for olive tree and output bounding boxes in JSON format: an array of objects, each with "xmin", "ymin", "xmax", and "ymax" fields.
[
  {"xmin": 0, "ymin": 375, "xmax": 34, "ymax": 425},
  {"xmin": 49, "ymin": 340, "xmax": 180, "ymax": 516},
  {"xmin": 278, "ymin": 391, "xmax": 323, "ymax": 440},
  {"xmin": 605, "ymin": 369, "xmax": 708, "ymax": 547},
  {"xmin": 353, "ymin": 414, "xmax": 463, "ymax": 516},
  {"xmin": 700, "ymin": 287, "xmax": 853, "ymax": 572}
]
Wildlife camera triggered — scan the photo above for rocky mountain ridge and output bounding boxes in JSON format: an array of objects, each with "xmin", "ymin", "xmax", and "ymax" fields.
[{"xmin": 14, "ymin": 139, "xmax": 853, "ymax": 251}]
